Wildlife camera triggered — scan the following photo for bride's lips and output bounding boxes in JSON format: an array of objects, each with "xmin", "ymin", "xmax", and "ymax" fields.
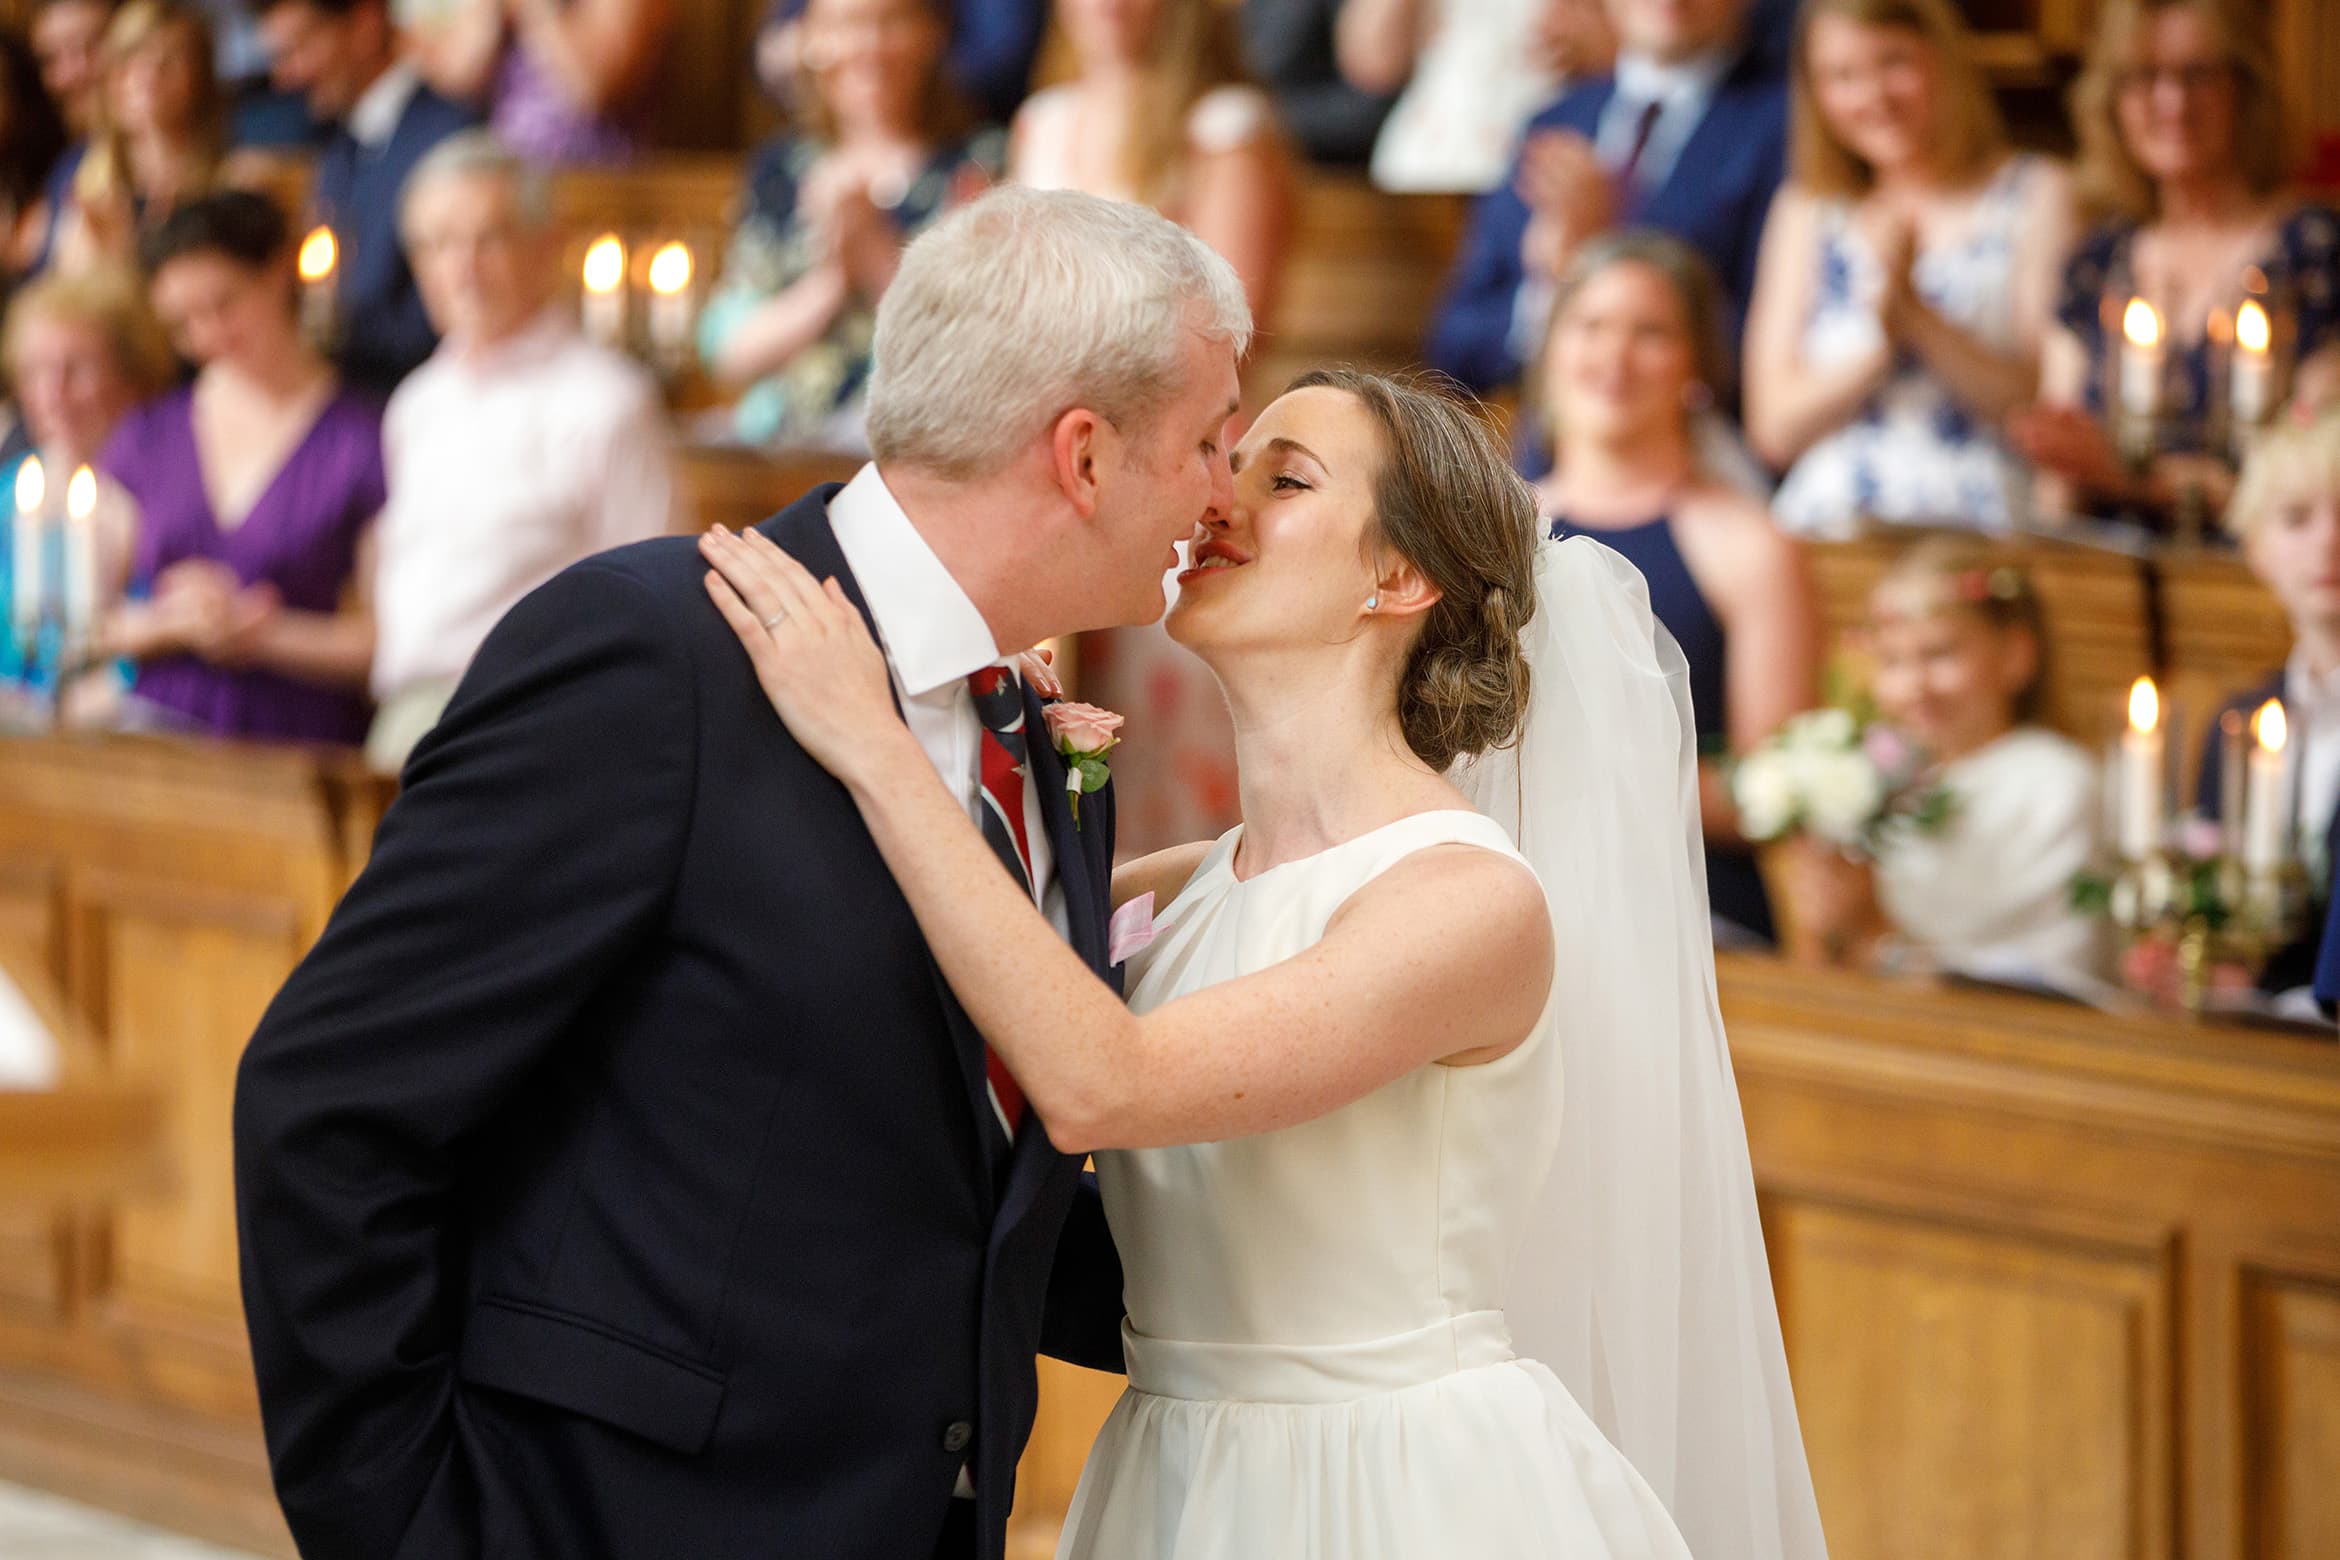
[{"xmin": 1176, "ymin": 537, "xmax": 1251, "ymax": 588}]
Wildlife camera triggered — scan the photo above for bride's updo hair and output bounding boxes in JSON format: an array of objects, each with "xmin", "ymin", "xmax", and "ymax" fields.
[{"xmin": 1289, "ymin": 368, "xmax": 1539, "ymax": 772}]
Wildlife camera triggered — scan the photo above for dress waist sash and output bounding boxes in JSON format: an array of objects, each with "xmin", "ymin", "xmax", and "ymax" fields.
[{"xmin": 1119, "ymin": 1309, "xmax": 1516, "ymax": 1405}]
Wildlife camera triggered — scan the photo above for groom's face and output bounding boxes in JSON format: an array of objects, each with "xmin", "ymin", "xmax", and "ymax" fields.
[{"xmin": 1092, "ymin": 328, "xmax": 1241, "ymax": 625}]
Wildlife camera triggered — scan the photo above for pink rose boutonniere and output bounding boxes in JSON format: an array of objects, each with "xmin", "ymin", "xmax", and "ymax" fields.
[{"xmin": 1043, "ymin": 701, "xmax": 1123, "ymax": 826}]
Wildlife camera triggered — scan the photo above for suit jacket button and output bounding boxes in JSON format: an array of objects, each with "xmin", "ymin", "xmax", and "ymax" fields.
[{"xmin": 942, "ymin": 1420, "xmax": 974, "ymax": 1454}]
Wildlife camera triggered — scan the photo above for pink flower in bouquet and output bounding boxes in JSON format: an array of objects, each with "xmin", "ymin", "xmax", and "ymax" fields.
[
  {"xmin": 1045, "ymin": 702, "xmax": 1124, "ymax": 755},
  {"xmin": 2172, "ymin": 816, "xmax": 2225, "ymax": 863},
  {"xmin": 1860, "ymin": 724, "xmax": 1918, "ymax": 785}
]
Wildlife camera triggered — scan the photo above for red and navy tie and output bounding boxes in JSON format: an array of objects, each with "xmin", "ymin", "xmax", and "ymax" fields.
[{"xmin": 967, "ymin": 666, "xmax": 1033, "ymax": 1145}]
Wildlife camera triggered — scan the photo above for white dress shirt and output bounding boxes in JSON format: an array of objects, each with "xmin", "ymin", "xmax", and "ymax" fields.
[
  {"xmin": 2285, "ymin": 647, "xmax": 2340, "ymax": 875},
  {"xmin": 826, "ymin": 464, "xmax": 1068, "ymax": 942},
  {"xmin": 347, "ymin": 61, "xmax": 423, "ymax": 150},
  {"xmin": 1599, "ymin": 43, "xmax": 1740, "ymax": 196},
  {"xmin": 372, "ymin": 310, "xmax": 675, "ymax": 698}
]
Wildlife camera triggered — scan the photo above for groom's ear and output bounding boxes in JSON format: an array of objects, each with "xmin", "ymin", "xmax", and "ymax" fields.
[{"xmin": 1049, "ymin": 407, "xmax": 1112, "ymax": 519}]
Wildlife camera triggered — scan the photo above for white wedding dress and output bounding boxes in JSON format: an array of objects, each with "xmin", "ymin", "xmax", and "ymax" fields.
[{"xmin": 1054, "ymin": 809, "xmax": 1692, "ymax": 1560}]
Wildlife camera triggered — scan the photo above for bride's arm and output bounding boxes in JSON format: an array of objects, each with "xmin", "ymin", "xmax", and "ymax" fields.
[
  {"xmin": 1110, "ymin": 843, "xmax": 1215, "ymax": 913},
  {"xmin": 702, "ymin": 528, "xmax": 1554, "ymax": 1155}
]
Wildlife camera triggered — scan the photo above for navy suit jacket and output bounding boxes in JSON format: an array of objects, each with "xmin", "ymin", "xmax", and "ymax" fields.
[
  {"xmin": 234, "ymin": 486, "xmax": 1127, "ymax": 1560},
  {"xmin": 1424, "ymin": 45, "xmax": 1789, "ymax": 395},
  {"xmin": 311, "ymin": 85, "xmax": 478, "ymax": 401},
  {"xmin": 2198, "ymin": 671, "xmax": 2336, "ymax": 997}
]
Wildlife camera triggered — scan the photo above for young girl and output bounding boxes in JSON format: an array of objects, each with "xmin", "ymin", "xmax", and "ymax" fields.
[{"xmin": 1851, "ymin": 537, "xmax": 2108, "ymax": 986}]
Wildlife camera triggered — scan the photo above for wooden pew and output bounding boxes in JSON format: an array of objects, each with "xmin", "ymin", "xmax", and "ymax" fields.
[{"xmin": 0, "ymin": 733, "xmax": 392, "ymax": 1559}]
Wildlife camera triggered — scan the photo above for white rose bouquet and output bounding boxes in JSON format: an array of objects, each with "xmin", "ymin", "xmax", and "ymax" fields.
[{"xmin": 1731, "ymin": 710, "xmax": 1954, "ymax": 858}]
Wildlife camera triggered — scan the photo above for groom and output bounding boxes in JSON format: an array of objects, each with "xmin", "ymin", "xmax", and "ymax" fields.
[{"xmin": 232, "ymin": 187, "xmax": 1249, "ymax": 1560}]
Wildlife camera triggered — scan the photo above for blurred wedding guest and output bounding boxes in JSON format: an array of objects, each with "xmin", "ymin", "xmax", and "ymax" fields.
[
  {"xmin": 1237, "ymin": 0, "xmax": 1390, "ymax": 167},
  {"xmin": 368, "ymin": 134, "xmax": 670, "ymax": 768},
  {"xmin": 259, "ymin": 0, "xmax": 476, "ymax": 398},
  {"xmin": 410, "ymin": 0, "xmax": 670, "ymax": 164},
  {"xmin": 0, "ymin": 36, "xmax": 70, "ymax": 257},
  {"xmin": 31, "ymin": 0, "xmax": 115, "ymax": 139},
  {"xmin": 2009, "ymin": 0, "xmax": 2340, "ymax": 524},
  {"xmin": 94, "ymin": 191, "xmax": 382, "ymax": 742},
  {"xmin": 756, "ymin": 0, "xmax": 1045, "ymax": 127},
  {"xmin": 1011, "ymin": 0, "xmax": 1293, "ymax": 331},
  {"xmin": 1337, "ymin": 0, "xmax": 1612, "ymax": 194},
  {"xmin": 701, "ymin": 0, "xmax": 998, "ymax": 453},
  {"xmin": 1536, "ymin": 233, "xmax": 1820, "ymax": 945},
  {"xmin": 2197, "ymin": 412, "xmax": 2340, "ymax": 999},
  {"xmin": 1426, "ymin": 0, "xmax": 1787, "ymax": 396},
  {"xmin": 1836, "ymin": 539, "xmax": 2106, "ymax": 985},
  {"xmin": 1746, "ymin": 0, "xmax": 2072, "ymax": 539},
  {"xmin": 0, "ymin": 267, "xmax": 176, "ymax": 696},
  {"xmin": 42, "ymin": 0, "xmax": 226, "ymax": 276}
]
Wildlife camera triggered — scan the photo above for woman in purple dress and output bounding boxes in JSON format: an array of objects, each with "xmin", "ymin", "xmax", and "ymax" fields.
[{"xmin": 95, "ymin": 189, "xmax": 382, "ymax": 744}]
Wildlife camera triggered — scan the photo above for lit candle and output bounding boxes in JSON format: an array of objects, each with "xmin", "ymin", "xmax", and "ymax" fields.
[
  {"xmin": 580, "ymin": 234, "xmax": 627, "ymax": 349},
  {"xmin": 2217, "ymin": 707, "xmax": 2246, "ymax": 850},
  {"xmin": 2242, "ymin": 699, "xmax": 2291, "ymax": 873},
  {"xmin": 2120, "ymin": 675, "xmax": 2165, "ymax": 860},
  {"xmin": 2119, "ymin": 297, "xmax": 2165, "ymax": 424},
  {"xmin": 645, "ymin": 241, "xmax": 695, "ymax": 365},
  {"xmin": 61, "ymin": 465, "xmax": 96, "ymax": 650},
  {"xmin": 10, "ymin": 456, "xmax": 43, "ymax": 651},
  {"xmin": 2231, "ymin": 297, "xmax": 2273, "ymax": 428},
  {"xmin": 297, "ymin": 226, "xmax": 338, "ymax": 347}
]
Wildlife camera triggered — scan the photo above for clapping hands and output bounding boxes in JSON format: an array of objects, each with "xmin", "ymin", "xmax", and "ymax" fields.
[
  {"xmin": 1516, "ymin": 130, "xmax": 1614, "ymax": 279},
  {"xmin": 147, "ymin": 560, "xmax": 280, "ymax": 668}
]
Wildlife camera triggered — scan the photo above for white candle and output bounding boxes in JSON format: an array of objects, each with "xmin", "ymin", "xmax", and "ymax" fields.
[
  {"xmin": 11, "ymin": 456, "xmax": 44, "ymax": 649},
  {"xmin": 2119, "ymin": 298, "xmax": 2165, "ymax": 423},
  {"xmin": 61, "ymin": 465, "xmax": 96, "ymax": 649},
  {"xmin": 2242, "ymin": 699, "xmax": 2291, "ymax": 873},
  {"xmin": 580, "ymin": 234, "xmax": 628, "ymax": 349},
  {"xmin": 645, "ymin": 241, "xmax": 695, "ymax": 365},
  {"xmin": 2232, "ymin": 298, "xmax": 2273, "ymax": 428},
  {"xmin": 2120, "ymin": 675, "xmax": 2165, "ymax": 860},
  {"xmin": 297, "ymin": 226, "xmax": 338, "ymax": 347}
]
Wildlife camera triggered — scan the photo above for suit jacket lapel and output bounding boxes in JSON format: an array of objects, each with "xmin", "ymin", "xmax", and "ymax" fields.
[{"xmin": 758, "ymin": 492, "xmax": 998, "ymax": 1199}]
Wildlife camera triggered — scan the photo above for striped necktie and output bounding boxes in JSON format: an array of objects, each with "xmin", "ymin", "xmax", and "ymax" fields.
[{"xmin": 966, "ymin": 666, "xmax": 1032, "ymax": 1145}]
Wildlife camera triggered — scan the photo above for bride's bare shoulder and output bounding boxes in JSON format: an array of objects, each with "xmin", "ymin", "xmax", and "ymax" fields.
[{"xmin": 1110, "ymin": 841, "xmax": 1219, "ymax": 912}]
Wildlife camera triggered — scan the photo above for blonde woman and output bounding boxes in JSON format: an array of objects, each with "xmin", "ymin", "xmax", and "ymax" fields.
[
  {"xmin": 1744, "ymin": 0, "xmax": 2072, "ymax": 538},
  {"xmin": 44, "ymin": 0, "xmax": 224, "ymax": 276},
  {"xmin": 2010, "ymin": 0, "xmax": 2340, "ymax": 521},
  {"xmin": 1010, "ymin": 0, "xmax": 1292, "ymax": 330}
]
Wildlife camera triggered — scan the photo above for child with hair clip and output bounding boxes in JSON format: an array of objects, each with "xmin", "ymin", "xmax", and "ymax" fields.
[{"xmin": 1813, "ymin": 537, "xmax": 2109, "ymax": 987}]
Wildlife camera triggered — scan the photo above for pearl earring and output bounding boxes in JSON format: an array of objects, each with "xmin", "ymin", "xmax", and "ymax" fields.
[{"xmin": 1365, "ymin": 595, "xmax": 1380, "ymax": 612}]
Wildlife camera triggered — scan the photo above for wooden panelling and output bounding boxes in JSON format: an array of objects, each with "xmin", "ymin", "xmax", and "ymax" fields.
[
  {"xmin": 1771, "ymin": 1200, "xmax": 2170, "ymax": 1560},
  {"xmin": 2243, "ymin": 1276, "xmax": 2340, "ymax": 1560}
]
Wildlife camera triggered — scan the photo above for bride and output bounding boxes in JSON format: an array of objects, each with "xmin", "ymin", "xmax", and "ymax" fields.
[{"xmin": 700, "ymin": 368, "xmax": 1825, "ymax": 1560}]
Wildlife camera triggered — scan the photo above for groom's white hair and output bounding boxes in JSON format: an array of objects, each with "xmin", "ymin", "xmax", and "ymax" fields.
[{"xmin": 865, "ymin": 187, "xmax": 1252, "ymax": 479}]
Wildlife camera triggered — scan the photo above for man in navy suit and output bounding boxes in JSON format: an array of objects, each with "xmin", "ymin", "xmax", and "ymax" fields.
[
  {"xmin": 233, "ymin": 187, "xmax": 1250, "ymax": 1560},
  {"xmin": 1426, "ymin": 0, "xmax": 1788, "ymax": 397},
  {"xmin": 259, "ymin": 0, "xmax": 478, "ymax": 399}
]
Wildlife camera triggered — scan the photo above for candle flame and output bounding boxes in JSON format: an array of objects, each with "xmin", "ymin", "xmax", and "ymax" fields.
[
  {"xmin": 2122, "ymin": 297, "xmax": 2163, "ymax": 350},
  {"xmin": 2235, "ymin": 298, "xmax": 2272, "ymax": 355},
  {"xmin": 14, "ymin": 455, "xmax": 42, "ymax": 514},
  {"xmin": 582, "ymin": 234, "xmax": 626, "ymax": 295},
  {"xmin": 2254, "ymin": 698, "xmax": 2288, "ymax": 753},
  {"xmin": 297, "ymin": 226, "xmax": 337, "ymax": 283},
  {"xmin": 2128, "ymin": 675, "xmax": 2160, "ymax": 734},
  {"xmin": 647, "ymin": 241, "xmax": 692, "ymax": 297},
  {"xmin": 66, "ymin": 465, "xmax": 95, "ymax": 521}
]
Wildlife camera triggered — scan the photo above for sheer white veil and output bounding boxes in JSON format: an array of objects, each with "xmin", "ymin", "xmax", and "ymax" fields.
[{"xmin": 1456, "ymin": 536, "xmax": 1829, "ymax": 1560}]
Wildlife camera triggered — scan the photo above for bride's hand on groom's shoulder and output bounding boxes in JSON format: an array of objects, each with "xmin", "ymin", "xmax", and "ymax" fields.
[{"xmin": 700, "ymin": 526, "xmax": 911, "ymax": 789}]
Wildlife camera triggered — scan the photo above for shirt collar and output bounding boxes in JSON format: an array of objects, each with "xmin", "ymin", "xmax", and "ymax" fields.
[
  {"xmin": 826, "ymin": 463, "xmax": 1000, "ymax": 699},
  {"xmin": 442, "ymin": 306, "xmax": 573, "ymax": 374},
  {"xmin": 348, "ymin": 61, "xmax": 421, "ymax": 150},
  {"xmin": 1615, "ymin": 39, "xmax": 1740, "ymax": 109},
  {"xmin": 2285, "ymin": 644, "xmax": 2340, "ymax": 719}
]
